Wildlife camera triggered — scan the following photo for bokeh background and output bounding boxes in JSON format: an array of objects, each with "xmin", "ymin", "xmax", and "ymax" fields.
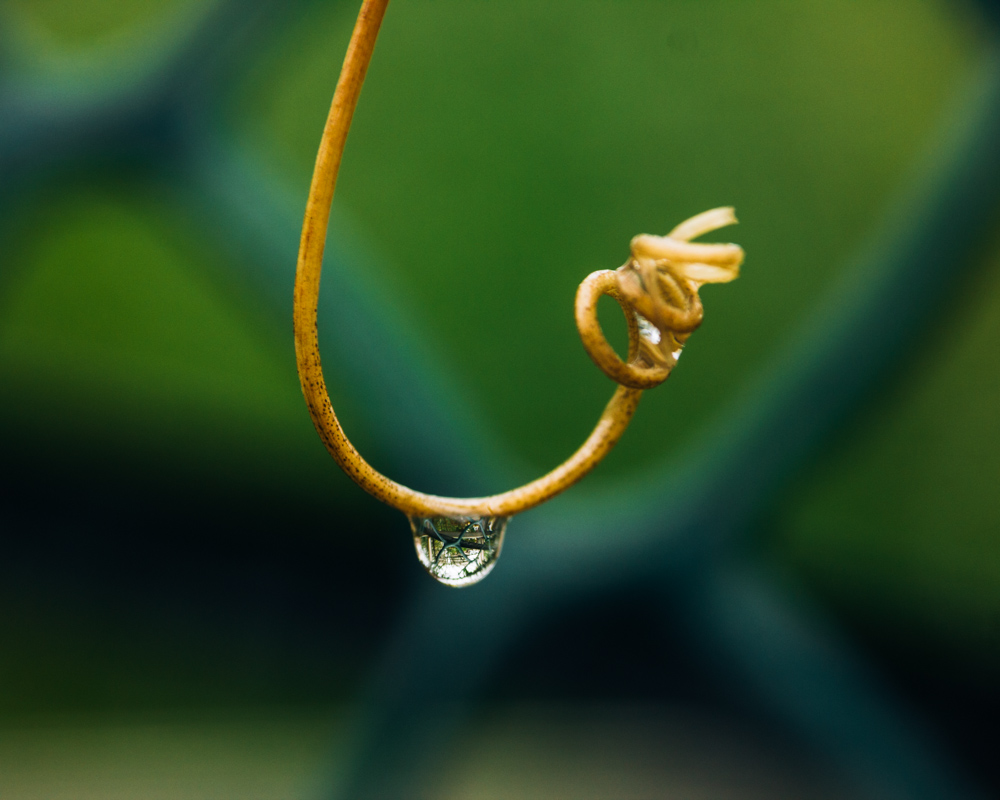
[{"xmin": 1, "ymin": 0, "xmax": 999, "ymax": 797}]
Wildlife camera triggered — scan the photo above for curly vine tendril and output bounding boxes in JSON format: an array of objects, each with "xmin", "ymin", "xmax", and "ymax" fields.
[{"xmin": 293, "ymin": 0, "xmax": 744, "ymax": 520}]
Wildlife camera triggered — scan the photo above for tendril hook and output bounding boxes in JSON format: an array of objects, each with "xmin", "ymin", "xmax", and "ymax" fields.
[{"xmin": 293, "ymin": 0, "xmax": 744, "ymax": 521}]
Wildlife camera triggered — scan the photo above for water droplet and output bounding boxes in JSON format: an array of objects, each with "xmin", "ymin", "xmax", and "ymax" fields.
[
  {"xmin": 636, "ymin": 313, "xmax": 661, "ymax": 345},
  {"xmin": 409, "ymin": 515, "xmax": 508, "ymax": 587}
]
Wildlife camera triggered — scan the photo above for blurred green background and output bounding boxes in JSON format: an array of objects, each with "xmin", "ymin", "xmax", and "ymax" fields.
[{"xmin": 1, "ymin": 0, "xmax": 998, "ymax": 797}]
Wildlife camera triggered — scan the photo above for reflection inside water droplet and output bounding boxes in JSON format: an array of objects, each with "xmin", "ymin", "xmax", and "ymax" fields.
[
  {"xmin": 636, "ymin": 313, "xmax": 661, "ymax": 345},
  {"xmin": 636, "ymin": 312, "xmax": 686, "ymax": 369},
  {"xmin": 409, "ymin": 515, "xmax": 508, "ymax": 587}
]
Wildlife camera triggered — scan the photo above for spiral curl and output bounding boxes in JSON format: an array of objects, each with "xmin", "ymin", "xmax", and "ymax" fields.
[{"xmin": 575, "ymin": 207, "xmax": 744, "ymax": 390}]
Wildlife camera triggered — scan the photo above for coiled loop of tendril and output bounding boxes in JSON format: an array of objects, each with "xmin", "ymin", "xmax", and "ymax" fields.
[{"xmin": 575, "ymin": 207, "xmax": 744, "ymax": 390}]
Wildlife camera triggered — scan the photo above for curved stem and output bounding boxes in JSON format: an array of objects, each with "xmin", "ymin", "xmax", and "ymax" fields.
[{"xmin": 293, "ymin": 0, "xmax": 644, "ymax": 518}]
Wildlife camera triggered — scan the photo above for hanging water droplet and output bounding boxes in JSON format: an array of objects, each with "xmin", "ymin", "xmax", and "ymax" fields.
[
  {"xmin": 635, "ymin": 313, "xmax": 661, "ymax": 345},
  {"xmin": 409, "ymin": 515, "xmax": 508, "ymax": 587}
]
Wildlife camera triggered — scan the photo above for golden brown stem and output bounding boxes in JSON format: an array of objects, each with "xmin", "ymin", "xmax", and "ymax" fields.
[{"xmin": 293, "ymin": 0, "xmax": 740, "ymax": 520}]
